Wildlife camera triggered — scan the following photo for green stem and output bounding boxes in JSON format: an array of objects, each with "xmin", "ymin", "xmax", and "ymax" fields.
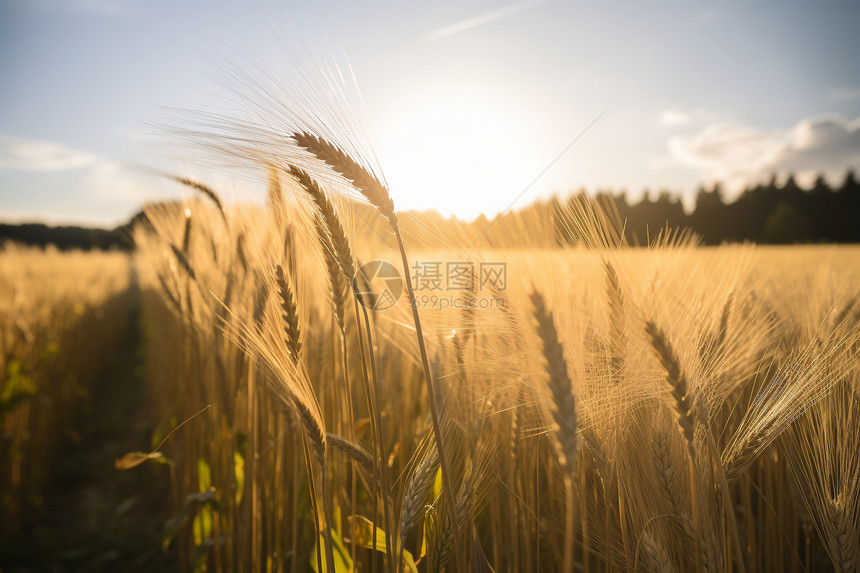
[
  {"xmin": 357, "ymin": 296, "xmax": 395, "ymax": 571},
  {"xmin": 351, "ymin": 296, "xmax": 382, "ymax": 573}
]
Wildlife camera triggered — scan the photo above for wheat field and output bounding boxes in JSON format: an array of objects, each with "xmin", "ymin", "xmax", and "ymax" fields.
[
  {"xmin": 2, "ymin": 138, "xmax": 859, "ymax": 573},
  {"xmin": 3, "ymin": 70, "xmax": 860, "ymax": 573},
  {"xmin": 0, "ymin": 246, "xmax": 132, "ymax": 538},
  {"xmin": 116, "ymin": 139, "xmax": 858, "ymax": 573}
]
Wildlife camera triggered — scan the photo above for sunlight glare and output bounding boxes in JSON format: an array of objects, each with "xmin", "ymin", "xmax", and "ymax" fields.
[{"xmin": 375, "ymin": 91, "xmax": 543, "ymax": 220}]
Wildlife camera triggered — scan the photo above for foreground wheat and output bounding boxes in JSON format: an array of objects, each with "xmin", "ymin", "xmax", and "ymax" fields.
[{"xmin": 128, "ymin": 63, "xmax": 860, "ymax": 571}]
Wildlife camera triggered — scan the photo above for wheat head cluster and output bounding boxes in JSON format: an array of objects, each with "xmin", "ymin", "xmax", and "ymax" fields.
[{"xmin": 3, "ymin": 66, "xmax": 860, "ymax": 573}]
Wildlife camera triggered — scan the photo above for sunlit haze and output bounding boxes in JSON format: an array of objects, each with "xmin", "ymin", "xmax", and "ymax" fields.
[{"xmin": 2, "ymin": 0, "xmax": 860, "ymax": 226}]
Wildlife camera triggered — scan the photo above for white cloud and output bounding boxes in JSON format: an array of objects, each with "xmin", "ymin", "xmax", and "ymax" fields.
[
  {"xmin": 0, "ymin": 135, "xmax": 151, "ymax": 220},
  {"xmin": 427, "ymin": 0, "xmax": 547, "ymax": 40},
  {"xmin": 668, "ymin": 115, "xmax": 860, "ymax": 194},
  {"xmin": 0, "ymin": 136, "xmax": 97, "ymax": 171},
  {"xmin": 659, "ymin": 110, "xmax": 692, "ymax": 126},
  {"xmin": 82, "ymin": 160, "xmax": 149, "ymax": 202}
]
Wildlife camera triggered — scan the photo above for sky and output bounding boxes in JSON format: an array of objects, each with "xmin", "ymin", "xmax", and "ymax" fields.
[{"xmin": 1, "ymin": 0, "xmax": 860, "ymax": 226}]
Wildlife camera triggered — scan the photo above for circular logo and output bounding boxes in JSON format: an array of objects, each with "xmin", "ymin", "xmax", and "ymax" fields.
[{"xmin": 354, "ymin": 260, "xmax": 403, "ymax": 311}]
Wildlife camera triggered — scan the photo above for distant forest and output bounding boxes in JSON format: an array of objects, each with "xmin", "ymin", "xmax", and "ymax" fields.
[
  {"xmin": 0, "ymin": 222, "xmax": 132, "ymax": 251},
  {"xmin": 1, "ymin": 170, "xmax": 858, "ymax": 250},
  {"xmin": 556, "ymin": 170, "xmax": 860, "ymax": 245}
]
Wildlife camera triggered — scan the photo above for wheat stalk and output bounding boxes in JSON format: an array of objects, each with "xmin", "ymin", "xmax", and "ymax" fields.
[
  {"xmin": 294, "ymin": 130, "xmax": 463, "ymax": 569},
  {"xmin": 270, "ymin": 264, "xmax": 334, "ymax": 573}
]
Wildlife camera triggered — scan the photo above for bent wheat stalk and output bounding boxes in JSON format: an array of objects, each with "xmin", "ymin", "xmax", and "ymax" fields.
[
  {"xmin": 173, "ymin": 176, "xmax": 229, "ymax": 227},
  {"xmin": 293, "ymin": 131, "xmax": 464, "ymax": 570}
]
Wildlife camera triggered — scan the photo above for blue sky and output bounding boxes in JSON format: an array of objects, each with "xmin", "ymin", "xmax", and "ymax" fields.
[{"xmin": 2, "ymin": 0, "xmax": 860, "ymax": 226}]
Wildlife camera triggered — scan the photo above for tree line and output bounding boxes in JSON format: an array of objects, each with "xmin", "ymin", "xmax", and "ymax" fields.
[
  {"xmin": 2, "ymin": 170, "xmax": 859, "ymax": 250},
  {"xmin": 556, "ymin": 170, "xmax": 860, "ymax": 245}
]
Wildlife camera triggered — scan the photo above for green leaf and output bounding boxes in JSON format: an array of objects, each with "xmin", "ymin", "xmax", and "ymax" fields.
[
  {"xmin": 40, "ymin": 342, "xmax": 58, "ymax": 361},
  {"xmin": 349, "ymin": 516, "xmax": 418, "ymax": 573},
  {"xmin": 1, "ymin": 360, "xmax": 36, "ymax": 415},
  {"xmin": 193, "ymin": 458, "xmax": 214, "ymax": 546},
  {"xmin": 191, "ymin": 538, "xmax": 214, "ymax": 573},
  {"xmin": 162, "ymin": 489, "xmax": 217, "ymax": 550},
  {"xmin": 197, "ymin": 457, "xmax": 211, "ymax": 492},
  {"xmin": 310, "ymin": 527, "xmax": 353, "ymax": 573},
  {"xmin": 234, "ymin": 432, "xmax": 247, "ymax": 505}
]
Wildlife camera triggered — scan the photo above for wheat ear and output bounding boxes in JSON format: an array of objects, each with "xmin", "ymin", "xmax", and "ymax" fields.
[
  {"xmin": 530, "ymin": 289, "xmax": 578, "ymax": 573},
  {"xmin": 173, "ymin": 176, "xmax": 228, "ymax": 227},
  {"xmin": 326, "ymin": 433, "xmax": 374, "ymax": 479},
  {"xmin": 638, "ymin": 530, "xmax": 676, "ymax": 572},
  {"xmin": 275, "ymin": 264, "xmax": 302, "ymax": 365},
  {"xmin": 826, "ymin": 496, "xmax": 859, "ymax": 572},
  {"xmin": 290, "ymin": 161, "xmax": 395, "ymax": 567},
  {"xmin": 605, "ymin": 260, "xmax": 626, "ymax": 381},
  {"xmin": 272, "ymin": 264, "xmax": 334, "ymax": 573},
  {"xmin": 530, "ymin": 290, "xmax": 579, "ymax": 475},
  {"xmin": 169, "ymin": 244, "xmax": 197, "ymax": 283},
  {"xmin": 295, "ymin": 131, "xmax": 463, "ymax": 567},
  {"xmin": 645, "ymin": 321, "xmax": 696, "ymax": 459},
  {"xmin": 400, "ymin": 439, "xmax": 440, "ymax": 543},
  {"xmin": 287, "ymin": 166, "xmax": 357, "ymax": 279},
  {"xmin": 645, "ymin": 320, "xmax": 705, "ymax": 571},
  {"xmin": 292, "ymin": 132, "xmax": 396, "ymax": 224}
]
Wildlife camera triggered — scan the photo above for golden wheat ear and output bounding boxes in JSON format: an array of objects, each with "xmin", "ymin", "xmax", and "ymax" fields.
[
  {"xmin": 529, "ymin": 289, "xmax": 579, "ymax": 474},
  {"xmin": 645, "ymin": 320, "xmax": 697, "ymax": 460},
  {"xmin": 529, "ymin": 288, "xmax": 579, "ymax": 573},
  {"xmin": 292, "ymin": 131, "xmax": 397, "ymax": 224},
  {"xmin": 173, "ymin": 176, "xmax": 229, "ymax": 227},
  {"xmin": 400, "ymin": 438, "xmax": 440, "ymax": 542},
  {"xmin": 274, "ymin": 264, "xmax": 302, "ymax": 365},
  {"xmin": 287, "ymin": 165, "xmax": 357, "ymax": 279},
  {"xmin": 325, "ymin": 433, "xmax": 373, "ymax": 478}
]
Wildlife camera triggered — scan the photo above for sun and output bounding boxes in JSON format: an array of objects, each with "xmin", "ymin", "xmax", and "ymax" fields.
[{"xmin": 373, "ymin": 89, "xmax": 544, "ymax": 220}]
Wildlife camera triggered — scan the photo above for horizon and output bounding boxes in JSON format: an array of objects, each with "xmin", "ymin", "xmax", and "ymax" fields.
[
  {"xmin": 2, "ymin": 166, "xmax": 856, "ymax": 233},
  {"xmin": 2, "ymin": 0, "xmax": 860, "ymax": 227}
]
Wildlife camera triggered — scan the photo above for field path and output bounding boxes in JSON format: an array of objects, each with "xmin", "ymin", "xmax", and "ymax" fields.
[{"xmin": 2, "ymin": 291, "xmax": 177, "ymax": 573}]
